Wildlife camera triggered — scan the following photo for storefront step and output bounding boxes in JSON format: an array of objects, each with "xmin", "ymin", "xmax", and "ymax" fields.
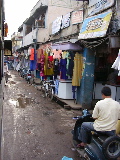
[
  {"xmin": 34, "ymin": 84, "xmax": 82, "ymax": 110},
  {"xmin": 53, "ymin": 95, "xmax": 82, "ymax": 110}
]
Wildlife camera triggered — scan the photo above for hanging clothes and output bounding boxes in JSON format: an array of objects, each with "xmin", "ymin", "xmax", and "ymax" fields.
[
  {"xmin": 62, "ymin": 51, "xmax": 67, "ymax": 59},
  {"xmin": 111, "ymin": 51, "xmax": 120, "ymax": 76},
  {"xmin": 40, "ymin": 53, "xmax": 45, "ymax": 77},
  {"xmin": 44, "ymin": 51, "xmax": 53, "ymax": 76},
  {"xmin": 36, "ymin": 63, "xmax": 41, "ymax": 71},
  {"xmin": 67, "ymin": 51, "xmax": 74, "ymax": 77},
  {"xmin": 72, "ymin": 53, "xmax": 83, "ymax": 86},
  {"xmin": 30, "ymin": 53, "xmax": 37, "ymax": 71},
  {"xmin": 53, "ymin": 58, "xmax": 60, "ymax": 78},
  {"xmin": 48, "ymin": 56, "xmax": 53, "ymax": 69},
  {"xmin": 53, "ymin": 49, "xmax": 62, "ymax": 59},
  {"xmin": 37, "ymin": 49, "xmax": 43, "ymax": 63},
  {"xmin": 30, "ymin": 48, "xmax": 35, "ymax": 60},
  {"xmin": 60, "ymin": 58, "xmax": 68, "ymax": 80}
]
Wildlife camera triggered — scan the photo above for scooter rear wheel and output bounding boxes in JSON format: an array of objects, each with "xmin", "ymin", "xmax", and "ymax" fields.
[{"xmin": 102, "ymin": 135, "xmax": 120, "ymax": 159}]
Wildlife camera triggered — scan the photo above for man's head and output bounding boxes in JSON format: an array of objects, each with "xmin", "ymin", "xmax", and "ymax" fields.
[{"xmin": 101, "ymin": 86, "xmax": 111, "ymax": 98}]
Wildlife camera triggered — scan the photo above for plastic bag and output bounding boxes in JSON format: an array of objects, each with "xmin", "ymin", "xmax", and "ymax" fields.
[{"xmin": 61, "ymin": 156, "xmax": 74, "ymax": 160}]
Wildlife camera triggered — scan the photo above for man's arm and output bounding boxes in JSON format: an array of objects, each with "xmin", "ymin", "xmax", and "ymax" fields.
[{"xmin": 92, "ymin": 104, "xmax": 99, "ymax": 119}]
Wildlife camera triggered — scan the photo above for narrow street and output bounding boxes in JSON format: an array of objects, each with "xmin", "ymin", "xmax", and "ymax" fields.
[{"xmin": 1, "ymin": 70, "xmax": 81, "ymax": 160}]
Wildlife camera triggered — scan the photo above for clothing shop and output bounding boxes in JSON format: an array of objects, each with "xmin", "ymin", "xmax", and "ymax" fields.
[
  {"xmin": 36, "ymin": 42, "xmax": 83, "ymax": 101},
  {"xmin": 78, "ymin": 2, "xmax": 120, "ymax": 108}
]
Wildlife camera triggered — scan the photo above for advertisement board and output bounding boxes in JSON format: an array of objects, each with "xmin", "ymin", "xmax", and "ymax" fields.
[
  {"xmin": 61, "ymin": 13, "xmax": 71, "ymax": 29},
  {"xmin": 71, "ymin": 10, "xmax": 83, "ymax": 24},
  {"xmin": 78, "ymin": 10, "xmax": 112, "ymax": 39},
  {"xmin": 4, "ymin": 40, "xmax": 12, "ymax": 56},
  {"xmin": 52, "ymin": 16, "xmax": 62, "ymax": 35},
  {"xmin": 88, "ymin": 0, "xmax": 115, "ymax": 16}
]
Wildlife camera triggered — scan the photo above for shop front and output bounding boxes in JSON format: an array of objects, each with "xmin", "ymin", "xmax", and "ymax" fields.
[
  {"xmin": 77, "ymin": 8, "xmax": 118, "ymax": 109},
  {"xmin": 51, "ymin": 42, "xmax": 83, "ymax": 100},
  {"xmin": 93, "ymin": 41, "xmax": 120, "ymax": 103},
  {"xmin": 35, "ymin": 42, "xmax": 83, "ymax": 103}
]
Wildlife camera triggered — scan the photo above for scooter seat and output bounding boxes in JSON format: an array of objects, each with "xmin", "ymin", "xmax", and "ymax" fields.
[
  {"xmin": 92, "ymin": 132, "xmax": 109, "ymax": 144},
  {"xmin": 98, "ymin": 135, "xmax": 109, "ymax": 144}
]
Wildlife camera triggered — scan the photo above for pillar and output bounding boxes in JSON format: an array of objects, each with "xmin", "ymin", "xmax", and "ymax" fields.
[{"xmin": 77, "ymin": 48, "xmax": 95, "ymax": 109}]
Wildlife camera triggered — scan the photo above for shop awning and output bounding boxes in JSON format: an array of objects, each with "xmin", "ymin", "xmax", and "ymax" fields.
[
  {"xmin": 78, "ymin": 9, "xmax": 112, "ymax": 40},
  {"xmin": 51, "ymin": 42, "xmax": 82, "ymax": 51}
]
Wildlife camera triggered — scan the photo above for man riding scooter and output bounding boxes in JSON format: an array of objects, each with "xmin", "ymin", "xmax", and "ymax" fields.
[{"xmin": 76, "ymin": 86, "xmax": 120, "ymax": 149}]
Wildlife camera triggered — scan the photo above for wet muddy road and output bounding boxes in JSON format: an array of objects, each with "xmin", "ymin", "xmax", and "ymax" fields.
[{"xmin": 2, "ymin": 70, "xmax": 82, "ymax": 160}]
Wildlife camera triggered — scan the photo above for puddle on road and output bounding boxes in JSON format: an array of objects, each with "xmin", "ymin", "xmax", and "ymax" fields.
[
  {"xmin": 16, "ymin": 97, "xmax": 32, "ymax": 108},
  {"xmin": 9, "ymin": 81, "xmax": 16, "ymax": 84},
  {"xmin": 9, "ymin": 96, "xmax": 35, "ymax": 108}
]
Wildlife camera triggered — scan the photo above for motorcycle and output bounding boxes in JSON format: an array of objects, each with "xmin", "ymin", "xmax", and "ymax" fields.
[
  {"xmin": 25, "ymin": 69, "xmax": 32, "ymax": 84},
  {"xmin": 72, "ymin": 109, "xmax": 120, "ymax": 160}
]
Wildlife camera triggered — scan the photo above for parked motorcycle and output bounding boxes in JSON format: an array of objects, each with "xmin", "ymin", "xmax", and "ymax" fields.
[
  {"xmin": 72, "ymin": 109, "xmax": 120, "ymax": 160},
  {"xmin": 26, "ymin": 69, "xmax": 32, "ymax": 84}
]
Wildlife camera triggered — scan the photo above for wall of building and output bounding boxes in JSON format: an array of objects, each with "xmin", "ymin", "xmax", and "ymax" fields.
[
  {"xmin": 48, "ymin": 0, "xmax": 82, "ymax": 9},
  {"xmin": 37, "ymin": 2, "xmax": 83, "ymax": 43}
]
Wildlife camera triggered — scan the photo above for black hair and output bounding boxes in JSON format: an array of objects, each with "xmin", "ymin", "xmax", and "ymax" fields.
[{"xmin": 101, "ymin": 86, "xmax": 111, "ymax": 96}]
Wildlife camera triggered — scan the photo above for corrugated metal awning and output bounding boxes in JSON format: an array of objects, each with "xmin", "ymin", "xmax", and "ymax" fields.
[{"xmin": 51, "ymin": 42, "xmax": 82, "ymax": 51}]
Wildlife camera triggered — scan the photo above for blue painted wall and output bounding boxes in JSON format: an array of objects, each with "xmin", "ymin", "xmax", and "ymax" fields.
[{"xmin": 77, "ymin": 48, "xmax": 95, "ymax": 109}]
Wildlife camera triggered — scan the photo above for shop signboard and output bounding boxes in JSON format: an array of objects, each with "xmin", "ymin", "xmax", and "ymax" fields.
[
  {"xmin": 52, "ymin": 16, "xmax": 62, "ymax": 35},
  {"xmin": 15, "ymin": 36, "xmax": 23, "ymax": 41},
  {"xmin": 78, "ymin": 9, "xmax": 112, "ymax": 39},
  {"xmin": 61, "ymin": 13, "xmax": 71, "ymax": 29},
  {"xmin": 71, "ymin": 10, "xmax": 83, "ymax": 25},
  {"xmin": 4, "ymin": 40, "xmax": 12, "ymax": 56},
  {"xmin": 88, "ymin": 0, "xmax": 115, "ymax": 16}
]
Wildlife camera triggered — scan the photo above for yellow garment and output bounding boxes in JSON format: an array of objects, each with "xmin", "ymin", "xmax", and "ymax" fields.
[
  {"xmin": 72, "ymin": 53, "xmax": 83, "ymax": 86},
  {"xmin": 62, "ymin": 51, "xmax": 67, "ymax": 59},
  {"xmin": 116, "ymin": 120, "xmax": 120, "ymax": 134},
  {"xmin": 44, "ymin": 51, "xmax": 53, "ymax": 76}
]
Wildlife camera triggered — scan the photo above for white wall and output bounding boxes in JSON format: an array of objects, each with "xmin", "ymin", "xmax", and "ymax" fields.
[{"xmin": 23, "ymin": 29, "xmax": 37, "ymax": 47}]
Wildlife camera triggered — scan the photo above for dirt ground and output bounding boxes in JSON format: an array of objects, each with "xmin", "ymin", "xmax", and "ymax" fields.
[{"xmin": 1, "ymin": 70, "xmax": 83, "ymax": 160}]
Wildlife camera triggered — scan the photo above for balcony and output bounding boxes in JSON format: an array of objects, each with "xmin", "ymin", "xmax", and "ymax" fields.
[
  {"xmin": 23, "ymin": 29, "xmax": 37, "ymax": 47},
  {"xmin": 30, "ymin": 0, "xmax": 48, "ymax": 16}
]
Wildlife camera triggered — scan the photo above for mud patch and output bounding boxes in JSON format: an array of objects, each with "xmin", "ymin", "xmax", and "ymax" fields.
[
  {"xmin": 9, "ymin": 81, "xmax": 16, "ymax": 84},
  {"xmin": 16, "ymin": 97, "xmax": 33, "ymax": 108},
  {"xmin": 9, "ymin": 96, "xmax": 35, "ymax": 108},
  {"xmin": 17, "ymin": 94, "xmax": 25, "ymax": 97}
]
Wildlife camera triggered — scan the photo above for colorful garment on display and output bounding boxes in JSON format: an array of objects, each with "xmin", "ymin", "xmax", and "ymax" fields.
[
  {"xmin": 72, "ymin": 53, "xmax": 83, "ymax": 86},
  {"xmin": 62, "ymin": 51, "xmax": 67, "ymax": 59},
  {"xmin": 44, "ymin": 51, "xmax": 53, "ymax": 76},
  {"xmin": 30, "ymin": 53, "xmax": 37, "ymax": 71},
  {"xmin": 60, "ymin": 59, "xmax": 68, "ymax": 80},
  {"xmin": 30, "ymin": 60, "xmax": 34, "ymax": 71},
  {"xmin": 40, "ymin": 53, "xmax": 45, "ymax": 77},
  {"xmin": 67, "ymin": 51, "xmax": 74, "ymax": 77},
  {"xmin": 37, "ymin": 49, "xmax": 43, "ymax": 63},
  {"xmin": 53, "ymin": 49, "xmax": 62, "ymax": 59},
  {"xmin": 55, "ymin": 79, "xmax": 59, "ymax": 95},
  {"xmin": 53, "ymin": 58, "xmax": 60, "ymax": 77},
  {"xmin": 111, "ymin": 51, "xmax": 120, "ymax": 76},
  {"xmin": 36, "ymin": 63, "xmax": 41, "ymax": 71},
  {"xmin": 30, "ymin": 48, "xmax": 35, "ymax": 60},
  {"xmin": 48, "ymin": 56, "xmax": 53, "ymax": 69}
]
